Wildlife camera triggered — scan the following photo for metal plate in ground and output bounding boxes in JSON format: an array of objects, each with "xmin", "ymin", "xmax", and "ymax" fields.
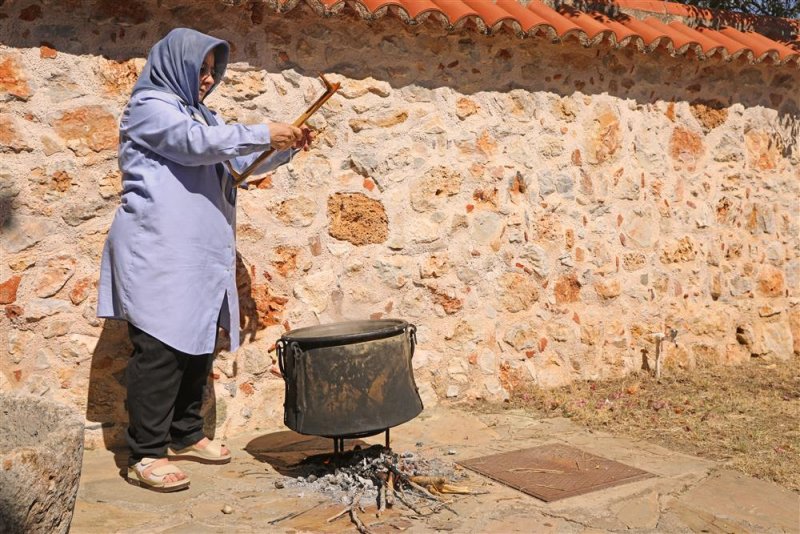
[{"xmin": 458, "ymin": 443, "xmax": 654, "ymax": 502}]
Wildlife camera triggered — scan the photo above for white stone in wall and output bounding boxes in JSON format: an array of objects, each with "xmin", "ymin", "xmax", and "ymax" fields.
[
  {"xmin": 66, "ymin": 334, "xmax": 99, "ymax": 358},
  {"xmin": 293, "ymin": 269, "xmax": 337, "ymax": 314},
  {"xmin": 24, "ymin": 299, "xmax": 71, "ymax": 322},
  {"xmin": 2, "ymin": 217, "xmax": 55, "ymax": 254},
  {"xmin": 477, "ymin": 351, "xmax": 496, "ymax": 375},
  {"xmin": 411, "ymin": 348, "xmax": 430, "ymax": 370},
  {"xmin": 417, "ymin": 382, "xmax": 439, "ymax": 408},
  {"xmin": 373, "ymin": 256, "xmax": 413, "ymax": 289},
  {"xmin": 7, "ymin": 331, "xmax": 32, "ymax": 365},
  {"xmin": 469, "ymin": 212, "xmax": 505, "ymax": 247},
  {"xmin": 483, "ymin": 376, "xmax": 508, "ymax": 401},
  {"xmin": 35, "ymin": 348, "xmax": 54, "ymax": 370},
  {"xmin": 241, "ymin": 345, "xmax": 271, "ymax": 376},
  {"xmin": 409, "ymin": 215, "xmax": 443, "ymax": 245},
  {"xmin": 326, "ymin": 241, "xmax": 353, "ymax": 257},
  {"xmin": 503, "ymin": 322, "xmax": 539, "ymax": 352}
]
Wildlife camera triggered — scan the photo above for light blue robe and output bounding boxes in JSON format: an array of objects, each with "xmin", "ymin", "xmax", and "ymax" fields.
[{"xmin": 97, "ymin": 29, "xmax": 292, "ymax": 355}]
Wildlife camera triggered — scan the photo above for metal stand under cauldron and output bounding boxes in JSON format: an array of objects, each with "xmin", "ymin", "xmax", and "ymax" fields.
[{"xmin": 276, "ymin": 319, "xmax": 423, "ymax": 453}]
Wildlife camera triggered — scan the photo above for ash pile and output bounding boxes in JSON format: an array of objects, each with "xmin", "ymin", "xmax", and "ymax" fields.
[{"xmin": 279, "ymin": 444, "xmax": 481, "ymax": 532}]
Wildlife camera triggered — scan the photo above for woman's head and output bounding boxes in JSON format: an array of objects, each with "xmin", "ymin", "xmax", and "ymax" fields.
[{"xmin": 132, "ymin": 28, "xmax": 229, "ymax": 106}]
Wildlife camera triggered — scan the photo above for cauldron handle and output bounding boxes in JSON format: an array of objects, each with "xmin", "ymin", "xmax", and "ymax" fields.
[
  {"xmin": 407, "ymin": 323, "xmax": 417, "ymax": 358},
  {"xmin": 276, "ymin": 339, "xmax": 287, "ymax": 377}
]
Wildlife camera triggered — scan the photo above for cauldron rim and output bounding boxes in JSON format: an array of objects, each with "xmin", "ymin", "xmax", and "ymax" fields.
[{"xmin": 280, "ymin": 318, "xmax": 409, "ymax": 350}]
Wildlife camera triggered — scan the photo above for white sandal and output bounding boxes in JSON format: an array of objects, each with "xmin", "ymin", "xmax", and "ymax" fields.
[
  {"xmin": 168, "ymin": 440, "xmax": 231, "ymax": 464},
  {"xmin": 127, "ymin": 457, "xmax": 190, "ymax": 492}
]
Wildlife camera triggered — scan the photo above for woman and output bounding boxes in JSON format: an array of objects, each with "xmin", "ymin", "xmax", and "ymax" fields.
[{"xmin": 97, "ymin": 28, "xmax": 310, "ymax": 492}]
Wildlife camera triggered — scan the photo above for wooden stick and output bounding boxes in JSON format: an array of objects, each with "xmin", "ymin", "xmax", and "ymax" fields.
[
  {"xmin": 326, "ymin": 507, "xmax": 350, "ymax": 523},
  {"xmin": 409, "ymin": 476, "xmax": 447, "ymax": 487},
  {"xmin": 430, "ymin": 498, "xmax": 458, "ymax": 515},
  {"xmin": 267, "ymin": 501, "xmax": 323, "ymax": 524},
  {"xmin": 349, "ymin": 488, "xmax": 371, "ymax": 534},
  {"xmin": 377, "ymin": 481, "xmax": 386, "ymax": 516},
  {"xmin": 384, "ymin": 462, "xmax": 441, "ymax": 502},
  {"xmin": 406, "ymin": 478, "xmax": 442, "ymax": 502},
  {"xmin": 229, "ymin": 73, "xmax": 340, "ymax": 186},
  {"xmin": 386, "ymin": 472, "xmax": 395, "ymax": 507}
]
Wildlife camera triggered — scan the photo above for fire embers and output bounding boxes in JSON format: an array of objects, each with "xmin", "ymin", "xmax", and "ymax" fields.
[{"xmin": 281, "ymin": 445, "xmax": 480, "ymax": 532}]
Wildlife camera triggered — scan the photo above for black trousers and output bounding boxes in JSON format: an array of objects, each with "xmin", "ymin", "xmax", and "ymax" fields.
[{"xmin": 125, "ymin": 323, "xmax": 214, "ymax": 466}]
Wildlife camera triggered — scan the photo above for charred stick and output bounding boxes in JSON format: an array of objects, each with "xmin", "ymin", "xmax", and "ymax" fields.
[
  {"xmin": 351, "ymin": 508, "xmax": 370, "ymax": 534},
  {"xmin": 349, "ymin": 488, "xmax": 371, "ymax": 534},
  {"xmin": 378, "ymin": 482, "xmax": 386, "ymax": 516},
  {"xmin": 268, "ymin": 502, "xmax": 323, "ymax": 525},
  {"xmin": 386, "ymin": 473, "xmax": 395, "ymax": 507}
]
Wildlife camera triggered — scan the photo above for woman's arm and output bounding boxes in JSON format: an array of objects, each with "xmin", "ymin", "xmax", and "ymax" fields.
[{"xmin": 121, "ymin": 91, "xmax": 272, "ymax": 167}]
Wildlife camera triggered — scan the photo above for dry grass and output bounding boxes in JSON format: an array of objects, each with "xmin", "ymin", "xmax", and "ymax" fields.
[{"xmin": 504, "ymin": 357, "xmax": 800, "ymax": 492}]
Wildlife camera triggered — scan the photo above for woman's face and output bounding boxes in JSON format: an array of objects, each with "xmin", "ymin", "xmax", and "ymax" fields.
[{"xmin": 199, "ymin": 51, "xmax": 215, "ymax": 100}]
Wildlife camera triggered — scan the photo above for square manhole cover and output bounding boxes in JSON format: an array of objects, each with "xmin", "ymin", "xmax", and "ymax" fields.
[{"xmin": 458, "ymin": 443, "xmax": 654, "ymax": 502}]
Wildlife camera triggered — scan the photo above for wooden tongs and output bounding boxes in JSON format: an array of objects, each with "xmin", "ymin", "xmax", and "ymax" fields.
[{"xmin": 227, "ymin": 73, "xmax": 341, "ymax": 186}]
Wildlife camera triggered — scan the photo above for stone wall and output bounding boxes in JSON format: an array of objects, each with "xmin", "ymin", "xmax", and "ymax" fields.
[{"xmin": 1, "ymin": 0, "xmax": 798, "ymax": 449}]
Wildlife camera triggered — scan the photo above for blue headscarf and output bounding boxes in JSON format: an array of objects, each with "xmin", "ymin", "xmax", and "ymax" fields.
[{"xmin": 132, "ymin": 28, "xmax": 229, "ymax": 127}]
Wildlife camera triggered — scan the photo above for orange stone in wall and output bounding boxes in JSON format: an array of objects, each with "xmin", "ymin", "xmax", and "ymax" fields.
[
  {"xmin": 745, "ymin": 129, "xmax": 779, "ymax": 171},
  {"xmin": 554, "ymin": 274, "xmax": 581, "ymax": 304},
  {"xmin": 0, "ymin": 275, "xmax": 22, "ymax": 304},
  {"xmin": 0, "ymin": 56, "xmax": 31, "ymax": 100},
  {"xmin": 757, "ymin": 265, "xmax": 784, "ymax": 297},
  {"xmin": 53, "ymin": 106, "xmax": 118, "ymax": 155},
  {"xmin": 588, "ymin": 110, "xmax": 620, "ymax": 165},
  {"xmin": 0, "ymin": 114, "xmax": 32, "ymax": 152},
  {"xmin": 40, "ymin": 44, "xmax": 57, "ymax": 59},
  {"xmin": 669, "ymin": 126, "xmax": 705, "ymax": 171}
]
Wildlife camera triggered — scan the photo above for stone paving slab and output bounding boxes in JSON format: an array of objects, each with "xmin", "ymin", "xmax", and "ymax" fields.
[{"xmin": 70, "ymin": 406, "xmax": 800, "ymax": 533}]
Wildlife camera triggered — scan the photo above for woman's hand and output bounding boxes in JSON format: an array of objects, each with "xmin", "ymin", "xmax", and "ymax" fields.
[
  {"xmin": 268, "ymin": 122, "xmax": 304, "ymax": 151},
  {"xmin": 294, "ymin": 127, "xmax": 315, "ymax": 151}
]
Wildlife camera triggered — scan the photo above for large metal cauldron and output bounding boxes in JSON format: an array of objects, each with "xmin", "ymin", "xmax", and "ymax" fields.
[{"xmin": 277, "ymin": 319, "xmax": 423, "ymax": 449}]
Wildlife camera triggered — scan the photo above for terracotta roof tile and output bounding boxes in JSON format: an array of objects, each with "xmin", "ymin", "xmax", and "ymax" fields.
[
  {"xmin": 617, "ymin": 15, "xmax": 673, "ymax": 48},
  {"xmin": 427, "ymin": 0, "xmax": 477, "ymax": 25},
  {"xmin": 461, "ymin": 0, "xmax": 516, "ymax": 27},
  {"xmin": 495, "ymin": 0, "xmax": 557, "ymax": 36},
  {"xmin": 695, "ymin": 26, "xmax": 754, "ymax": 59},
  {"xmin": 558, "ymin": 5, "xmax": 617, "ymax": 42},
  {"xmin": 281, "ymin": 0, "xmax": 799, "ymax": 67},
  {"xmin": 667, "ymin": 20, "xmax": 727, "ymax": 56},
  {"xmin": 524, "ymin": 0, "xmax": 583, "ymax": 37},
  {"xmin": 587, "ymin": 12, "xmax": 640, "ymax": 45},
  {"xmin": 719, "ymin": 26, "xmax": 787, "ymax": 60}
]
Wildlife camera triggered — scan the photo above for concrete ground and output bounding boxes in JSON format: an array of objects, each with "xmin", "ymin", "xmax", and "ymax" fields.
[{"xmin": 71, "ymin": 406, "xmax": 800, "ymax": 533}]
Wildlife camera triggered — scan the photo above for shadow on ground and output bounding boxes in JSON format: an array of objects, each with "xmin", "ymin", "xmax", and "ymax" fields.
[{"xmin": 244, "ymin": 431, "xmax": 371, "ymax": 477}]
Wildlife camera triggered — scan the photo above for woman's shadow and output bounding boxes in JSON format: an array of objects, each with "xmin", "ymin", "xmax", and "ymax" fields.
[{"xmin": 84, "ymin": 318, "xmax": 132, "ymax": 470}]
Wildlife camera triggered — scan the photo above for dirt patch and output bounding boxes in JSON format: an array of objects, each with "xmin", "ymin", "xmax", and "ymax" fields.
[{"xmin": 493, "ymin": 357, "xmax": 800, "ymax": 492}]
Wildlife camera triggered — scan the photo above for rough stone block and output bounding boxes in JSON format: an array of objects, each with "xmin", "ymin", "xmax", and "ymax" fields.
[{"xmin": 0, "ymin": 395, "xmax": 84, "ymax": 534}]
